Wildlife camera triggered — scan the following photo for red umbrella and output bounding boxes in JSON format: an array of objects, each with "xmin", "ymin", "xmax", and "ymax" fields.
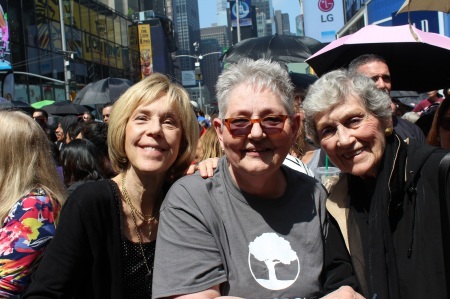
[{"xmin": 306, "ymin": 24, "xmax": 450, "ymax": 92}]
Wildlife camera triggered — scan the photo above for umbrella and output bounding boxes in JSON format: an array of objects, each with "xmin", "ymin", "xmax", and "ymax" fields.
[
  {"xmin": 31, "ymin": 100, "xmax": 55, "ymax": 109},
  {"xmin": 397, "ymin": 0, "xmax": 450, "ymax": 14},
  {"xmin": 220, "ymin": 34, "xmax": 324, "ymax": 64},
  {"xmin": 390, "ymin": 90, "xmax": 422, "ymax": 110},
  {"xmin": 42, "ymin": 101, "xmax": 91, "ymax": 116},
  {"xmin": 73, "ymin": 77, "xmax": 133, "ymax": 105},
  {"xmin": 288, "ymin": 72, "xmax": 318, "ymax": 90},
  {"xmin": 305, "ymin": 24, "xmax": 450, "ymax": 92},
  {"xmin": 0, "ymin": 98, "xmax": 34, "ymax": 114}
]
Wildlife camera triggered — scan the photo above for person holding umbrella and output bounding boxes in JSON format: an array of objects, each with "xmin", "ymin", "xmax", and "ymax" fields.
[{"xmin": 303, "ymin": 69, "xmax": 450, "ymax": 299}]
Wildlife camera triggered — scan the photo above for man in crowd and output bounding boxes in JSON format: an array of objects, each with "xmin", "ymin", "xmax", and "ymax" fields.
[
  {"xmin": 102, "ymin": 103, "xmax": 112, "ymax": 123},
  {"xmin": 412, "ymin": 90, "xmax": 444, "ymax": 114}
]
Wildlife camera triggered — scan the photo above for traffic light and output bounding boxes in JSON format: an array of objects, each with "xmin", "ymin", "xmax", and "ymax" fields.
[{"xmin": 195, "ymin": 67, "xmax": 202, "ymax": 81}]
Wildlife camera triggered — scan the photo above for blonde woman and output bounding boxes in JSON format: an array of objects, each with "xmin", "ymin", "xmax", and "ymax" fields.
[
  {"xmin": 24, "ymin": 73, "xmax": 199, "ymax": 299},
  {"xmin": 0, "ymin": 110, "xmax": 66, "ymax": 298}
]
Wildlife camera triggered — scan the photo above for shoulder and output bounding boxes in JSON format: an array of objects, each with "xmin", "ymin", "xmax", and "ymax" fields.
[
  {"xmin": 63, "ymin": 179, "xmax": 118, "ymax": 212},
  {"xmin": 283, "ymin": 154, "xmax": 315, "ymax": 177}
]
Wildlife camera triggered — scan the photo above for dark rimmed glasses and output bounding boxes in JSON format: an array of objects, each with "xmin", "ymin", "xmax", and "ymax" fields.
[
  {"xmin": 222, "ymin": 115, "xmax": 290, "ymax": 137},
  {"xmin": 441, "ymin": 116, "xmax": 450, "ymax": 131}
]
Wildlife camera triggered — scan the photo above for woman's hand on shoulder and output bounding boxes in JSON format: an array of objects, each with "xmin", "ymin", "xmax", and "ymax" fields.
[{"xmin": 186, "ymin": 157, "xmax": 220, "ymax": 178}]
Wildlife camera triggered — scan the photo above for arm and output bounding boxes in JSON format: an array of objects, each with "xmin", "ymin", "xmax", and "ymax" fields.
[
  {"xmin": 22, "ymin": 191, "xmax": 91, "ymax": 298},
  {"xmin": 168, "ymin": 285, "xmax": 244, "ymax": 299},
  {"xmin": 0, "ymin": 193, "xmax": 59, "ymax": 296},
  {"xmin": 321, "ymin": 214, "xmax": 360, "ymax": 295}
]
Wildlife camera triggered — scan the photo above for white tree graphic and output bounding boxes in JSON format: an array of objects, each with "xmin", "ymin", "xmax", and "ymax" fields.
[{"xmin": 248, "ymin": 232, "xmax": 298, "ymax": 290}]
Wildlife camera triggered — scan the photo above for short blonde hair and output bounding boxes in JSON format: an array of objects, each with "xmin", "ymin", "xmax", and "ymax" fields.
[
  {"xmin": 108, "ymin": 73, "xmax": 199, "ymax": 181},
  {"xmin": 0, "ymin": 110, "xmax": 66, "ymax": 221}
]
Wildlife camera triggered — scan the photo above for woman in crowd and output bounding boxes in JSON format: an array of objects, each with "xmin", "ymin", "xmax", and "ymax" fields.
[
  {"xmin": 0, "ymin": 111, "xmax": 66, "ymax": 298},
  {"xmin": 60, "ymin": 138, "xmax": 104, "ymax": 196},
  {"xmin": 195, "ymin": 126, "xmax": 223, "ymax": 162},
  {"xmin": 23, "ymin": 73, "xmax": 199, "ymax": 298},
  {"xmin": 427, "ymin": 95, "xmax": 450, "ymax": 150},
  {"xmin": 303, "ymin": 69, "xmax": 450, "ymax": 299}
]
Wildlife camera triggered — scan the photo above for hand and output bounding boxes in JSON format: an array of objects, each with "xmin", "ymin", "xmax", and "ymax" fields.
[
  {"xmin": 186, "ymin": 157, "xmax": 220, "ymax": 178},
  {"xmin": 321, "ymin": 286, "xmax": 365, "ymax": 299}
]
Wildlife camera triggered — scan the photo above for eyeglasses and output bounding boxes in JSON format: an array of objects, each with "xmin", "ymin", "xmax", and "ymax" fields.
[
  {"xmin": 222, "ymin": 115, "xmax": 290, "ymax": 137},
  {"xmin": 371, "ymin": 74, "xmax": 391, "ymax": 83},
  {"xmin": 440, "ymin": 116, "xmax": 450, "ymax": 131}
]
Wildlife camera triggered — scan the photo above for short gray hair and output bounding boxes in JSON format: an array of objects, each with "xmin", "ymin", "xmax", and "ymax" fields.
[
  {"xmin": 215, "ymin": 59, "xmax": 294, "ymax": 118},
  {"xmin": 303, "ymin": 69, "xmax": 392, "ymax": 145}
]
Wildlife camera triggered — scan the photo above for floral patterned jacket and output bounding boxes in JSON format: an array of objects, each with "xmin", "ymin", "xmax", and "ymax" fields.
[{"xmin": 0, "ymin": 188, "xmax": 61, "ymax": 298}]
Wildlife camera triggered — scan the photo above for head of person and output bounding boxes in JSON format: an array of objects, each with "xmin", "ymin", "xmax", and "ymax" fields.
[
  {"xmin": 65, "ymin": 121, "xmax": 84, "ymax": 144},
  {"xmin": 60, "ymin": 138, "xmax": 103, "ymax": 186},
  {"xmin": 303, "ymin": 69, "xmax": 393, "ymax": 179},
  {"xmin": 55, "ymin": 115, "xmax": 79, "ymax": 143},
  {"xmin": 32, "ymin": 109, "xmax": 48, "ymax": 128},
  {"xmin": 196, "ymin": 127, "xmax": 223, "ymax": 162},
  {"xmin": 214, "ymin": 59, "xmax": 300, "ymax": 181},
  {"xmin": 427, "ymin": 90, "xmax": 439, "ymax": 102},
  {"xmin": 108, "ymin": 73, "xmax": 199, "ymax": 181},
  {"xmin": 348, "ymin": 54, "xmax": 392, "ymax": 94},
  {"xmin": 102, "ymin": 103, "xmax": 113, "ymax": 123},
  {"xmin": 0, "ymin": 110, "xmax": 66, "ymax": 221},
  {"xmin": 426, "ymin": 95, "xmax": 450, "ymax": 149},
  {"xmin": 82, "ymin": 111, "xmax": 94, "ymax": 122}
]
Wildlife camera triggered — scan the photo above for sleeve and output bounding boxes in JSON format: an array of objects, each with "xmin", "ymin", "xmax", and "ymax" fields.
[
  {"xmin": 0, "ymin": 194, "xmax": 59, "ymax": 297},
  {"xmin": 152, "ymin": 181, "xmax": 227, "ymax": 299},
  {"xmin": 321, "ymin": 213, "xmax": 359, "ymax": 295},
  {"xmin": 22, "ymin": 191, "xmax": 91, "ymax": 298}
]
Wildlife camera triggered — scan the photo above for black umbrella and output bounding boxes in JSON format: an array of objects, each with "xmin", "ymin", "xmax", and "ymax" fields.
[
  {"xmin": 289, "ymin": 72, "xmax": 318, "ymax": 90},
  {"xmin": 220, "ymin": 34, "xmax": 325, "ymax": 64},
  {"xmin": 43, "ymin": 101, "xmax": 91, "ymax": 116},
  {"xmin": 0, "ymin": 98, "xmax": 34, "ymax": 114},
  {"xmin": 73, "ymin": 77, "xmax": 133, "ymax": 105}
]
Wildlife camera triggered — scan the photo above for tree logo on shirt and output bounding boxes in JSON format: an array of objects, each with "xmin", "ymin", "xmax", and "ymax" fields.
[{"xmin": 248, "ymin": 233, "xmax": 300, "ymax": 290}]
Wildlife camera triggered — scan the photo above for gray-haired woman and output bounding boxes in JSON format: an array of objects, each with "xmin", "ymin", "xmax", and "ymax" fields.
[{"xmin": 303, "ymin": 69, "xmax": 450, "ymax": 299}]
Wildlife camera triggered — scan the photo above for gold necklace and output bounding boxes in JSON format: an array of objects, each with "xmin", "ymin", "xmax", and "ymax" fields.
[
  {"xmin": 121, "ymin": 173, "xmax": 152, "ymax": 276},
  {"xmin": 121, "ymin": 178, "xmax": 155, "ymax": 223}
]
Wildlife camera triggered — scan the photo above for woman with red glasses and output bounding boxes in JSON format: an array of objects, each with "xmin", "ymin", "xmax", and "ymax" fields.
[
  {"xmin": 427, "ymin": 96, "xmax": 450, "ymax": 150},
  {"xmin": 152, "ymin": 59, "xmax": 361, "ymax": 299}
]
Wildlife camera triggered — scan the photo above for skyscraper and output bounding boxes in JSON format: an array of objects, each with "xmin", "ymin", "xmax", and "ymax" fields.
[
  {"xmin": 252, "ymin": 0, "xmax": 275, "ymax": 36},
  {"xmin": 173, "ymin": 0, "xmax": 201, "ymax": 74},
  {"xmin": 216, "ymin": 0, "xmax": 228, "ymax": 26}
]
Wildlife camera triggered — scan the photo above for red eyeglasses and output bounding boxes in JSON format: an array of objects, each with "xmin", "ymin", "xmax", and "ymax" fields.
[{"xmin": 222, "ymin": 115, "xmax": 290, "ymax": 137}]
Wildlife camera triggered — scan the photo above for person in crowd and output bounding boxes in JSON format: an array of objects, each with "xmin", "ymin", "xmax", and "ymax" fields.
[
  {"xmin": 401, "ymin": 111, "xmax": 420, "ymax": 124},
  {"xmin": 78, "ymin": 121, "xmax": 115, "ymax": 178},
  {"xmin": 60, "ymin": 138, "xmax": 104, "ymax": 196},
  {"xmin": 0, "ymin": 110, "xmax": 66, "ymax": 298},
  {"xmin": 153, "ymin": 59, "xmax": 361, "ymax": 299},
  {"xmin": 82, "ymin": 111, "xmax": 95, "ymax": 122},
  {"xmin": 348, "ymin": 54, "xmax": 426, "ymax": 143},
  {"xmin": 102, "ymin": 103, "xmax": 113, "ymax": 123},
  {"xmin": 195, "ymin": 126, "xmax": 223, "ymax": 162},
  {"xmin": 65, "ymin": 121, "xmax": 84, "ymax": 144},
  {"xmin": 33, "ymin": 109, "xmax": 60, "ymax": 165},
  {"xmin": 412, "ymin": 90, "xmax": 444, "ymax": 114},
  {"xmin": 427, "ymin": 95, "xmax": 450, "ymax": 150},
  {"xmin": 54, "ymin": 115, "xmax": 79, "ymax": 151},
  {"xmin": 303, "ymin": 69, "xmax": 450, "ymax": 299},
  {"xmin": 23, "ymin": 73, "xmax": 199, "ymax": 299}
]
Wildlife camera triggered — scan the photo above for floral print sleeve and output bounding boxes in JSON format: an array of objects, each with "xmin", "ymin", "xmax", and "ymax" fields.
[{"xmin": 0, "ymin": 189, "xmax": 61, "ymax": 297}]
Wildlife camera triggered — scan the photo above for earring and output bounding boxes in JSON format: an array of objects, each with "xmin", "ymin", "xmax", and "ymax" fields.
[{"xmin": 385, "ymin": 127, "xmax": 393, "ymax": 136}]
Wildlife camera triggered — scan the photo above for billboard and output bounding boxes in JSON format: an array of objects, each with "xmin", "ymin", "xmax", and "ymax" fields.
[
  {"xmin": 0, "ymin": 0, "xmax": 11, "ymax": 71},
  {"xmin": 303, "ymin": 0, "xmax": 345, "ymax": 43},
  {"xmin": 138, "ymin": 24, "xmax": 153, "ymax": 79},
  {"xmin": 231, "ymin": 0, "xmax": 252, "ymax": 27}
]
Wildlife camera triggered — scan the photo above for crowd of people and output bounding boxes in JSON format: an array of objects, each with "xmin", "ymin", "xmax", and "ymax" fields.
[{"xmin": 0, "ymin": 55, "xmax": 449, "ymax": 299}]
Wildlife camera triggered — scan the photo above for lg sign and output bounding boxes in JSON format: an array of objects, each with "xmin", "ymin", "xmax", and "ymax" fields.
[{"xmin": 318, "ymin": 0, "xmax": 334, "ymax": 12}]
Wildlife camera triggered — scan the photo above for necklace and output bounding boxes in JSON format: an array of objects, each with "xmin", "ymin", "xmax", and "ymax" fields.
[
  {"xmin": 121, "ymin": 173, "xmax": 152, "ymax": 276},
  {"xmin": 121, "ymin": 179, "xmax": 155, "ymax": 223}
]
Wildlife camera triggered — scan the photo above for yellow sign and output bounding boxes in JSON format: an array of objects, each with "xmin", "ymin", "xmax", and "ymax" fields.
[{"xmin": 138, "ymin": 24, "xmax": 153, "ymax": 79}]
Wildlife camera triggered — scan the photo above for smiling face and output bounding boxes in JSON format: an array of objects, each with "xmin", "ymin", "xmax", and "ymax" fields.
[
  {"xmin": 214, "ymin": 83, "xmax": 299, "ymax": 182},
  {"xmin": 124, "ymin": 96, "xmax": 182, "ymax": 176},
  {"xmin": 314, "ymin": 95, "xmax": 388, "ymax": 178}
]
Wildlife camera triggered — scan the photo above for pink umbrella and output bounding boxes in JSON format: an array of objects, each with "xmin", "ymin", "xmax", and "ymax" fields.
[{"xmin": 305, "ymin": 24, "xmax": 450, "ymax": 91}]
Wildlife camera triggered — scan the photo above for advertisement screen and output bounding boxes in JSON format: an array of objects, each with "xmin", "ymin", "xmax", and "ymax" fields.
[
  {"xmin": 231, "ymin": 0, "xmax": 252, "ymax": 27},
  {"xmin": 0, "ymin": 0, "xmax": 11, "ymax": 71}
]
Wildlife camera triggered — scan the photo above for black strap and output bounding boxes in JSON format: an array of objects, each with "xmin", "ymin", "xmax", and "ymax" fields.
[{"xmin": 439, "ymin": 152, "xmax": 450, "ymax": 298}]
